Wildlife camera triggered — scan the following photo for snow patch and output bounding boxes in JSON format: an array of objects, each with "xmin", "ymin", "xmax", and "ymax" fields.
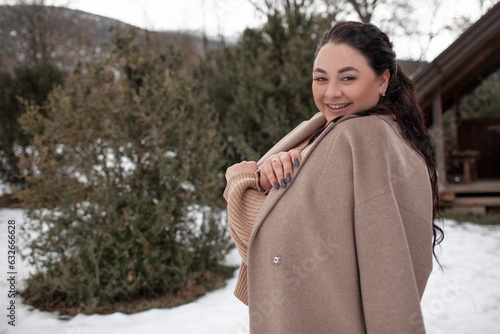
[{"xmin": 0, "ymin": 212, "xmax": 499, "ymax": 333}]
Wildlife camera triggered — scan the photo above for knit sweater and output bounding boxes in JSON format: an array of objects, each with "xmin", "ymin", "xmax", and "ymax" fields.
[{"xmin": 223, "ymin": 172, "xmax": 265, "ymax": 304}]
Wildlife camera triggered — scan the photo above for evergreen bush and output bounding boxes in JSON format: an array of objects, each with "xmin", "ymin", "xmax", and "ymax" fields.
[{"xmin": 16, "ymin": 29, "xmax": 233, "ymax": 315}]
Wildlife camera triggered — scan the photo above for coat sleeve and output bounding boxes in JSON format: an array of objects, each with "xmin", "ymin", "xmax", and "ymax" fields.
[{"xmin": 332, "ymin": 118, "xmax": 430, "ymax": 333}]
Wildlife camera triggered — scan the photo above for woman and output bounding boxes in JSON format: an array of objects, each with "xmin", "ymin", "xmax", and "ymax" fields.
[{"xmin": 224, "ymin": 21, "xmax": 443, "ymax": 333}]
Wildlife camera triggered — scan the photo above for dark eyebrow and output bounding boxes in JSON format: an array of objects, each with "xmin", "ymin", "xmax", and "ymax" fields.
[
  {"xmin": 313, "ymin": 67, "xmax": 327, "ymax": 74},
  {"xmin": 313, "ymin": 66, "xmax": 360, "ymax": 75},
  {"xmin": 338, "ymin": 66, "xmax": 360, "ymax": 74}
]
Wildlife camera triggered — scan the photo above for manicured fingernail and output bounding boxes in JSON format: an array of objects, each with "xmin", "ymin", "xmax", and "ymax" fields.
[
  {"xmin": 274, "ymin": 182, "xmax": 279, "ymax": 189},
  {"xmin": 281, "ymin": 179, "xmax": 287, "ymax": 188},
  {"xmin": 286, "ymin": 173, "xmax": 291, "ymax": 183},
  {"xmin": 294, "ymin": 158, "xmax": 299, "ymax": 167}
]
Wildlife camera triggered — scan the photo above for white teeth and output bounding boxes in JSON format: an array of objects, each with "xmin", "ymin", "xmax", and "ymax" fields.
[{"xmin": 327, "ymin": 103, "xmax": 350, "ymax": 109}]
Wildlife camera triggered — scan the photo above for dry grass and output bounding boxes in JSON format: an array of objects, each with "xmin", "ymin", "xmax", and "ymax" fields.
[{"xmin": 22, "ymin": 265, "xmax": 237, "ymax": 319}]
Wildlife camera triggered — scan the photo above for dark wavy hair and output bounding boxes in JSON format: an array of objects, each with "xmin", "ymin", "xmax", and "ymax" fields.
[{"xmin": 315, "ymin": 21, "xmax": 444, "ymax": 261}]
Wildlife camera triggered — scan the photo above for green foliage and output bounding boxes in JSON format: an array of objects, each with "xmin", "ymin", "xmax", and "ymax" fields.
[
  {"xmin": 458, "ymin": 69, "xmax": 500, "ymax": 120},
  {"xmin": 16, "ymin": 29, "xmax": 233, "ymax": 315},
  {"xmin": 199, "ymin": 4, "xmax": 334, "ymax": 165},
  {"xmin": 0, "ymin": 62, "xmax": 65, "ymax": 187}
]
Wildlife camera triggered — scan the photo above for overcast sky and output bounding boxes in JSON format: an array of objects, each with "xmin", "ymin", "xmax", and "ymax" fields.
[
  {"xmin": 67, "ymin": 0, "xmax": 262, "ymax": 37},
  {"xmin": 5, "ymin": 0, "xmax": 496, "ymax": 60}
]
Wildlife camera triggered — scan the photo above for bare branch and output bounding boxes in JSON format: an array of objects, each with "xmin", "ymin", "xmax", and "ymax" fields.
[{"xmin": 346, "ymin": 0, "xmax": 380, "ymax": 23}]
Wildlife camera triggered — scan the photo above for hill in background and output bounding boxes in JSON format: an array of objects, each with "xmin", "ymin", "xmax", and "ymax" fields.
[{"xmin": 0, "ymin": 5, "xmax": 222, "ymax": 72}]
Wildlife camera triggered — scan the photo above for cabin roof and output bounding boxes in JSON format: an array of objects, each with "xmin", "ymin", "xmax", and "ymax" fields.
[{"xmin": 412, "ymin": 3, "xmax": 500, "ymax": 117}]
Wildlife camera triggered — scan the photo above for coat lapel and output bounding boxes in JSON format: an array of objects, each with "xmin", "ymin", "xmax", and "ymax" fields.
[{"xmin": 249, "ymin": 114, "xmax": 358, "ymax": 247}]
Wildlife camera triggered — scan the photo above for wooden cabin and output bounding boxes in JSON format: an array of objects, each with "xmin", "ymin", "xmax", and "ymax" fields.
[{"xmin": 412, "ymin": 2, "xmax": 500, "ymax": 215}]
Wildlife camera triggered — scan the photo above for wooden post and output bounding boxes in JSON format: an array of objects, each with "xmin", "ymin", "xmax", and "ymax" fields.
[
  {"xmin": 454, "ymin": 94, "xmax": 462, "ymax": 141},
  {"xmin": 432, "ymin": 90, "xmax": 447, "ymax": 191}
]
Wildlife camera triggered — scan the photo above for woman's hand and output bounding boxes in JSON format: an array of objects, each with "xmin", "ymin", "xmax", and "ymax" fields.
[
  {"xmin": 258, "ymin": 149, "xmax": 301, "ymax": 191},
  {"xmin": 225, "ymin": 161, "xmax": 259, "ymax": 182}
]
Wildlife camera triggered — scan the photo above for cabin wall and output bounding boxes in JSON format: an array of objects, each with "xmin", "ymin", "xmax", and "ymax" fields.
[{"xmin": 458, "ymin": 118, "xmax": 500, "ymax": 178}]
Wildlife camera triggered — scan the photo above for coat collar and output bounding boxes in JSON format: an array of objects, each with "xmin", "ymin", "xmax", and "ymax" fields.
[{"xmin": 249, "ymin": 113, "xmax": 360, "ymax": 248}]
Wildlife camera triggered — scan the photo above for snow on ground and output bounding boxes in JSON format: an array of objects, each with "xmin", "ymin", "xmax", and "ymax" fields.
[
  {"xmin": 0, "ymin": 210, "xmax": 499, "ymax": 334},
  {"xmin": 421, "ymin": 219, "xmax": 500, "ymax": 334}
]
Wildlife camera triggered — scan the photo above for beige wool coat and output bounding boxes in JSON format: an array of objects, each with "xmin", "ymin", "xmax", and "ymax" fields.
[{"xmin": 228, "ymin": 112, "xmax": 433, "ymax": 333}]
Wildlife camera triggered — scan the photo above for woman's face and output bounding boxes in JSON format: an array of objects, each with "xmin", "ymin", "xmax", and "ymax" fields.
[{"xmin": 312, "ymin": 42, "xmax": 389, "ymax": 122}]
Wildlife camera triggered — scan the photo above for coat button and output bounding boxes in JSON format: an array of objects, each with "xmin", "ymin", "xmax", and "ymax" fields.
[{"xmin": 272, "ymin": 255, "xmax": 282, "ymax": 266}]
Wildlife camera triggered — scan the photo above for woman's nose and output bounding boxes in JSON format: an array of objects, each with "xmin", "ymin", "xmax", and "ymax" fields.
[{"xmin": 324, "ymin": 82, "xmax": 342, "ymax": 99}]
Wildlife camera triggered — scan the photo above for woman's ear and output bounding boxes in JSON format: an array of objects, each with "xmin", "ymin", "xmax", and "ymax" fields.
[{"xmin": 379, "ymin": 69, "xmax": 390, "ymax": 96}]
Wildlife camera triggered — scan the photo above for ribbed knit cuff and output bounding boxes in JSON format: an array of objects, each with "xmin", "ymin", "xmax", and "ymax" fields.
[{"xmin": 223, "ymin": 172, "xmax": 258, "ymax": 202}]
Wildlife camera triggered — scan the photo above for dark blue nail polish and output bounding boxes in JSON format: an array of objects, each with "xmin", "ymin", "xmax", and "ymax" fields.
[
  {"xmin": 286, "ymin": 173, "xmax": 291, "ymax": 183},
  {"xmin": 281, "ymin": 179, "xmax": 287, "ymax": 188},
  {"xmin": 274, "ymin": 182, "xmax": 279, "ymax": 189},
  {"xmin": 294, "ymin": 158, "xmax": 299, "ymax": 167}
]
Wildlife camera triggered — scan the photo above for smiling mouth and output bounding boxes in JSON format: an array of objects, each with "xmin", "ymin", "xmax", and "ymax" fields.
[{"xmin": 326, "ymin": 103, "xmax": 351, "ymax": 111}]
